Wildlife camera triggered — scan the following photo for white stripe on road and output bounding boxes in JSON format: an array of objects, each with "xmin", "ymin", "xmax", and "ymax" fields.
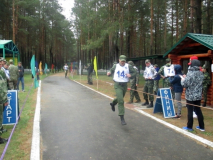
[
  {"xmin": 30, "ymin": 80, "xmax": 41, "ymax": 160},
  {"xmin": 73, "ymin": 80, "xmax": 213, "ymax": 148},
  {"xmin": 73, "ymin": 80, "xmax": 114, "ymax": 100}
]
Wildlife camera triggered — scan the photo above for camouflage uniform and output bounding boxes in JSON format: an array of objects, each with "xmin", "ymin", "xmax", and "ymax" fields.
[
  {"xmin": 0, "ymin": 60, "xmax": 9, "ymax": 90},
  {"xmin": 153, "ymin": 64, "xmax": 160, "ymax": 95},
  {"xmin": 202, "ymin": 65, "xmax": 211, "ymax": 106},
  {"xmin": 142, "ymin": 59, "xmax": 157, "ymax": 108},
  {"xmin": 0, "ymin": 69, "xmax": 8, "ymax": 142},
  {"xmin": 108, "ymin": 55, "xmax": 136, "ymax": 125},
  {"xmin": 85, "ymin": 63, "xmax": 93, "ymax": 85},
  {"xmin": 8, "ymin": 60, "xmax": 19, "ymax": 90},
  {"xmin": 127, "ymin": 61, "xmax": 141, "ymax": 103},
  {"xmin": 157, "ymin": 59, "xmax": 175, "ymax": 98}
]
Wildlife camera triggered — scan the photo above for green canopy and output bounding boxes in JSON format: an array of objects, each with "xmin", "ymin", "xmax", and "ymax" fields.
[{"xmin": 0, "ymin": 40, "xmax": 19, "ymax": 61}]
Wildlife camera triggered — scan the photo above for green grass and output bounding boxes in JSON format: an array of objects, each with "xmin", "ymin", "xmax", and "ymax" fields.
[{"xmin": 0, "ymin": 73, "xmax": 52, "ymax": 160}]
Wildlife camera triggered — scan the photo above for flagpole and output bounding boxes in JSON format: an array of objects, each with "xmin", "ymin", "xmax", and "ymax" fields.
[{"xmin": 97, "ymin": 78, "xmax": 98, "ymax": 90}]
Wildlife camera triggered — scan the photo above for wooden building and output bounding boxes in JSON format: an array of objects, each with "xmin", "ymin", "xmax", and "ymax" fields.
[{"xmin": 163, "ymin": 33, "xmax": 213, "ymax": 107}]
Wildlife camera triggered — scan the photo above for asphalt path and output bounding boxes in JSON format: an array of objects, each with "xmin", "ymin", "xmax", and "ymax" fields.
[{"xmin": 41, "ymin": 73, "xmax": 213, "ymax": 160}]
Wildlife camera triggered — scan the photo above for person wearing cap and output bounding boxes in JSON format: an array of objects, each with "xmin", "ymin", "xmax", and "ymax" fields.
[
  {"xmin": 85, "ymin": 63, "xmax": 94, "ymax": 85},
  {"xmin": 127, "ymin": 61, "xmax": 141, "ymax": 104},
  {"xmin": 142, "ymin": 59, "xmax": 157, "ymax": 108},
  {"xmin": 63, "ymin": 63, "xmax": 69, "ymax": 78},
  {"xmin": 181, "ymin": 59, "xmax": 205, "ymax": 132},
  {"xmin": 8, "ymin": 59, "xmax": 19, "ymax": 90},
  {"xmin": 202, "ymin": 64, "xmax": 211, "ymax": 107},
  {"xmin": 153, "ymin": 64, "xmax": 160, "ymax": 95},
  {"xmin": 0, "ymin": 59, "xmax": 9, "ymax": 143},
  {"xmin": 157, "ymin": 58, "xmax": 175, "ymax": 98},
  {"xmin": 0, "ymin": 59, "xmax": 9, "ymax": 90},
  {"xmin": 107, "ymin": 55, "xmax": 136, "ymax": 125}
]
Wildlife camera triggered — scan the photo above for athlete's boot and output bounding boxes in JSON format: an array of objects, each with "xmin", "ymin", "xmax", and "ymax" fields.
[{"xmin": 120, "ymin": 115, "xmax": 127, "ymax": 125}]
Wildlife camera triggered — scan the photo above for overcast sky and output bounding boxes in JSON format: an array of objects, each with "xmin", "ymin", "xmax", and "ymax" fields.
[{"xmin": 58, "ymin": 0, "xmax": 75, "ymax": 20}]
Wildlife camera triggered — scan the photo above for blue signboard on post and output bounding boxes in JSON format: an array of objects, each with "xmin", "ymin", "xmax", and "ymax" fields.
[
  {"xmin": 153, "ymin": 88, "xmax": 175, "ymax": 118},
  {"xmin": 3, "ymin": 90, "xmax": 18, "ymax": 125}
]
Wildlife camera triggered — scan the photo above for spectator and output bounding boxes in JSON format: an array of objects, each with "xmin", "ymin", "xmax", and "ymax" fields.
[
  {"xmin": 169, "ymin": 65, "xmax": 183, "ymax": 118},
  {"xmin": 17, "ymin": 62, "xmax": 25, "ymax": 92},
  {"xmin": 153, "ymin": 64, "xmax": 160, "ymax": 95},
  {"xmin": 201, "ymin": 64, "xmax": 211, "ymax": 107},
  {"xmin": 8, "ymin": 59, "xmax": 19, "ymax": 90},
  {"xmin": 181, "ymin": 60, "xmax": 205, "ymax": 132}
]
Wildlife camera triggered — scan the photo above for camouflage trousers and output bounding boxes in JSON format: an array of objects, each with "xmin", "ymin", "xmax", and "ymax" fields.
[
  {"xmin": 65, "ymin": 70, "xmax": 68, "ymax": 77},
  {"xmin": 129, "ymin": 82, "xmax": 141, "ymax": 102},
  {"xmin": 87, "ymin": 72, "xmax": 93, "ymax": 84},
  {"xmin": 163, "ymin": 77, "xmax": 175, "ymax": 99},
  {"xmin": 9, "ymin": 80, "xmax": 18, "ymax": 90},
  {"xmin": 202, "ymin": 86, "xmax": 208, "ymax": 103},
  {"xmin": 0, "ymin": 104, "xmax": 3, "ymax": 135},
  {"xmin": 153, "ymin": 80, "xmax": 159, "ymax": 93},
  {"xmin": 112, "ymin": 82, "xmax": 127, "ymax": 116},
  {"xmin": 143, "ymin": 80, "xmax": 154, "ymax": 101}
]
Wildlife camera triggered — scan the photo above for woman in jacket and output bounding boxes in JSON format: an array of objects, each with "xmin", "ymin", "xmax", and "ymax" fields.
[
  {"xmin": 181, "ymin": 60, "xmax": 205, "ymax": 131},
  {"xmin": 169, "ymin": 65, "xmax": 183, "ymax": 118}
]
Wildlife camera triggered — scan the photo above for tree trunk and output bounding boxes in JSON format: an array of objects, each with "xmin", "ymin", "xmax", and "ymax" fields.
[
  {"xmin": 194, "ymin": 0, "xmax": 202, "ymax": 33},
  {"xmin": 183, "ymin": 0, "xmax": 188, "ymax": 35},
  {"xmin": 176, "ymin": 0, "xmax": 179, "ymax": 41},
  {"xmin": 150, "ymin": 0, "xmax": 154, "ymax": 55}
]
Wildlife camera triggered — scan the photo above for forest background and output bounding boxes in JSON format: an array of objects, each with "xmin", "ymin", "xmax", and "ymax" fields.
[{"xmin": 0, "ymin": 0, "xmax": 213, "ymax": 70}]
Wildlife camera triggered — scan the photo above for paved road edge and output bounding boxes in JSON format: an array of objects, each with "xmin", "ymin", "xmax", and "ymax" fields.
[
  {"xmin": 73, "ymin": 80, "xmax": 213, "ymax": 149},
  {"xmin": 30, "ymin": 80, "xmax": 41, "ymax": 160}
]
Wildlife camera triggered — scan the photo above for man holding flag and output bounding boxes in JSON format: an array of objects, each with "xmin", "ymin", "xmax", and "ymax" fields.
[{"xmin": 107, "ymin": 55, "xmax": 136, "ymax": 125}]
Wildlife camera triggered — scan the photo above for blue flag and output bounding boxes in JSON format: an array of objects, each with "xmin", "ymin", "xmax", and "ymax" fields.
[
  {"xmin": 44, "ymin": 63, "xmax": 48, "ymax": 74},
  {"xmin": 30, "ymin": 55, "xmax": 39, "ymax": 88}
]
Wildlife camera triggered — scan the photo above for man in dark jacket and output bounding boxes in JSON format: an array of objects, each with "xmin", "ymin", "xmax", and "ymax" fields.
[
  {"xmin": 169, "ymin": 65, "xmax": 183, "ymax": 118},
  {"xmin": 181, "ymin": 60, "xmax": 205, "ymax": 132},
  {"xmin": 17, "ymin": 62, "xmax": 25, "ymax": 92}
]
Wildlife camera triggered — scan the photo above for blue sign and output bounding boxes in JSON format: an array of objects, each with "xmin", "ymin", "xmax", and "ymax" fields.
[
  {"xmin": 153, "ymin": 88, "xmax": 175, "ymax": 118},
  {"xmin": 3, "ymin": 90, "xmax": 18, "ymax": 125}
]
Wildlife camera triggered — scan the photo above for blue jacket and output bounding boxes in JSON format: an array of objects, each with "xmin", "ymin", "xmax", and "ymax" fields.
[
  {"xmin": 154, "ymin": 67, "xmax": 161, "ymax": 80},
  {"xmin": 169, "ymin": 65, "xmax": 183, "ymax": 93}
]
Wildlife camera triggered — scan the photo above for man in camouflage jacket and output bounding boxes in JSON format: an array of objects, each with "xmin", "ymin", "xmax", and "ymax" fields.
[
  {"xmin": 202, "ymin": 64, "xmax": 211, "ymax": 107},
  {"xmin": 157, "ymin": 58, "xmax": 175, "ymax": 98},
  {"xmin": 0, "ymin": 59, "xmax": 8, "ymax": 143},
  {"xmin": 127, "ymin": 61, "xmax": 141, "ymax": 103},
  {"xmin": 8, "ymin": 59, "xmax": 19, "ymax": 90}
]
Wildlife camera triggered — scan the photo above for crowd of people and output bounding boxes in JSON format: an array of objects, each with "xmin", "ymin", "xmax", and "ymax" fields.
[
  {"xmin": 107, "ymin": 55, "xmax": 210, "ymax": 132},
  {"xmin": 0, "ymin": 58, "xmax": 25, "ymax": 144}
]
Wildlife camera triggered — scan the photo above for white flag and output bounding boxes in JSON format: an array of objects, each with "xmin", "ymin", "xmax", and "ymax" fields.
[{"xmin": 79, "ymin": 60, "xmax": 81, "ymax": 75}]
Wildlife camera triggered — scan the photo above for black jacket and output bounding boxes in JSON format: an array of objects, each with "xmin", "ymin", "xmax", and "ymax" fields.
[{"xmin": 18, "ymin": 66, "xmax": 24, "ymax": 77}]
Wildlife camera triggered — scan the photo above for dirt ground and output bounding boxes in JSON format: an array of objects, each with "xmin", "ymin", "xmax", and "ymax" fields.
[{"xmin": 70, "ymin": 74, "xmax": 213, "ymax": 142}]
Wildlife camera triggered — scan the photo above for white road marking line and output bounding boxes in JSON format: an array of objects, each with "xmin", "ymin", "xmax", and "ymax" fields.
[
  {"xmin": 73, "ymin": 80, "xmax": 213, "ymax": 148},
  {"xmin": 30, "ymin": 80, "xmax": 41, "ymax": 160}
]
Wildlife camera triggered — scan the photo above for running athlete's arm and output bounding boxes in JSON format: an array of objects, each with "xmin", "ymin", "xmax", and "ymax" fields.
[{"xmin": 107, "ymin": 64, "xmax": 116, "ymax": 76}]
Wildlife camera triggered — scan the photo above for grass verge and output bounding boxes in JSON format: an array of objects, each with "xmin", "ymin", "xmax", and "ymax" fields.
[{"xmin": 0, "ymin": 73, "xmax": 52, "ymax": 160}]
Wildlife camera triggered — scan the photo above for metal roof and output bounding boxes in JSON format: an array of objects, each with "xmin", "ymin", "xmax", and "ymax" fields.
[
  {"xmin": 127, "ymin": 55, "xmax": 164, "ymax": 61},
  {"xmin": 0, "ymin": 40, "xmax": 19, "ymax": 54},
  {"xmin": 163, "ymin": 33, "xmax": 213, "ymax": 57}
]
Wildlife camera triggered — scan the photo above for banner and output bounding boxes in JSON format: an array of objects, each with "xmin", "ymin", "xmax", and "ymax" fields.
[
  {"xmin": 39, "ymin": 61, "xmax": 43, "ymax": 75},
  {"xmin": 30, "ymin": 55, "xmax": 39, "ymax": 88},
  {"xmin": 44, "ymin": 63, "xmax": 48, "ymax": 74},
  {"xmin": 94, "ymin": 56, "xmax": 98, "ymax": 78},
  {"xmin": 153, "ymin": 88, "xmax": 175, "ymax": 118},
  {"xmin": 3, "ymin": 90, "xmax": 18, "ymax": 125}
]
